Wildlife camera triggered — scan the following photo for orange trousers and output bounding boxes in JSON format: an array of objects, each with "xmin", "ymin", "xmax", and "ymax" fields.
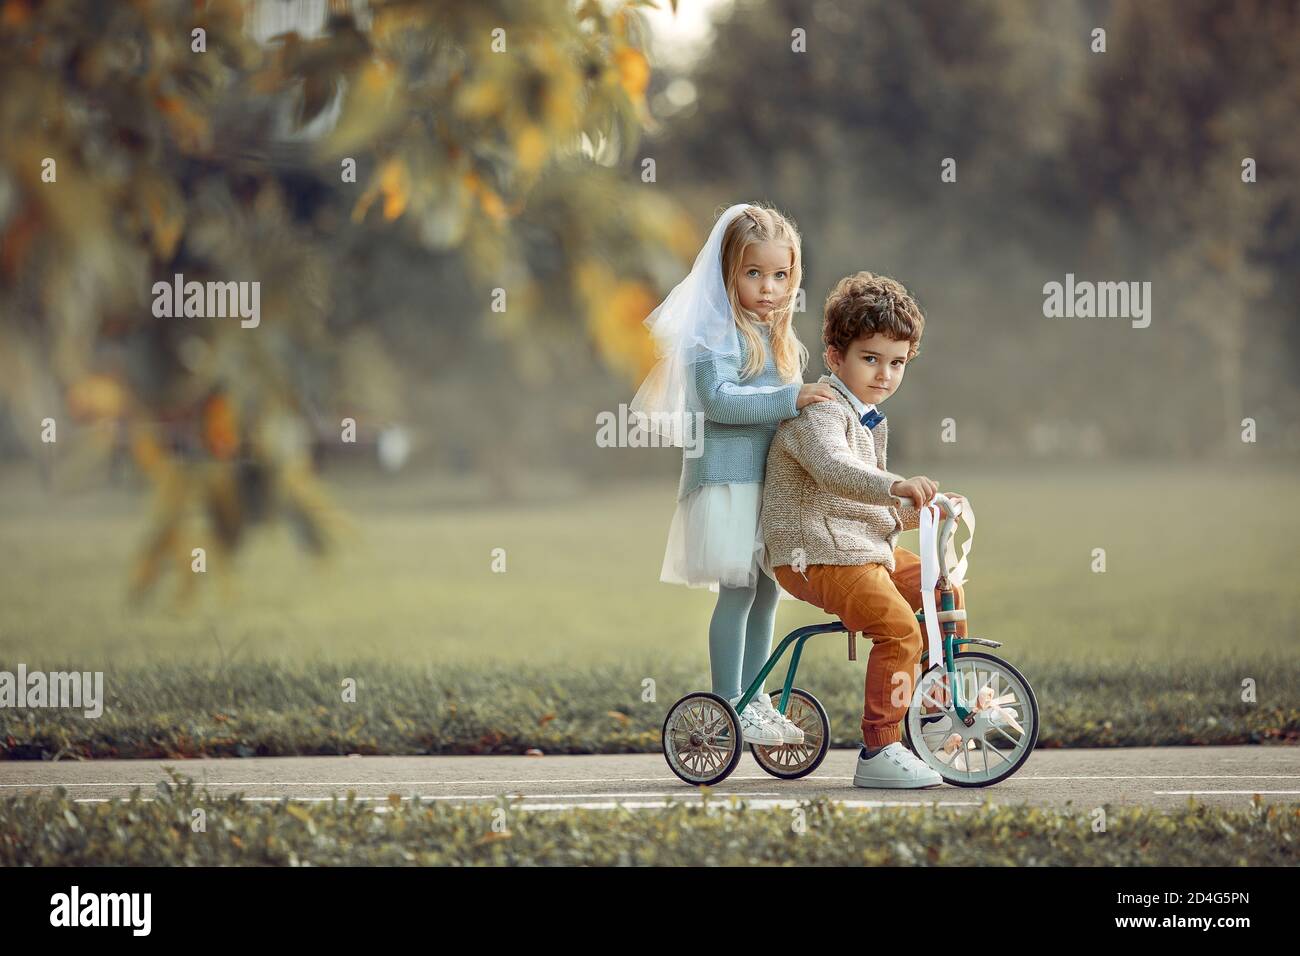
[{"xmin": 773, "ymin": 548, "xmax": 967, "ymax": 748}]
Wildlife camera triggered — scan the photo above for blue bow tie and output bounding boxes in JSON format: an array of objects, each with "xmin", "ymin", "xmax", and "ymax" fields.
[{"xmin": 861, "ymin": 408, "xmax": 885, "ymax": 429}]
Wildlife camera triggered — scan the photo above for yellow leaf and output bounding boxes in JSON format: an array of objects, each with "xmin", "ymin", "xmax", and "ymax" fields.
[
  {"xmin": 588, "ymin": 281, "xmax": 660, "ymax": 380},
  {"xmin": 457, "ymin": 80, "xmax": 503, "ymax": 119},
  {"xmin": 614, "ymin": 47, "xmax": 650, "ymax": 100},
  {"xmin": 378, "ymin": 158, "xmax": 410, "ymax": 221},
  {"xmin": 66, "ymin": 374, "xmax": 126, "ymax": 421},
  {"xmin": 359, "ymin": 59, "xmax": 394, "ymax": 95},
  {"xmin": 201, "ymin": 392, "xmax": 239, "ymax": 460},
  {"xmin": 462, "ymin": 171, "xmax": 507, "ymax": 222},
  {"xmin": 372, "ymin": 7, "xmax": 425, "ymax": 42},
  {"xmin": 2, "ymin": 1, "xmax": 33, "ymax": 27},
  {"xmin": 514, "ymin": 124, "xmax": 547, "ymax": 176},
  {"xmin": 129, "ymin": 427, "xmax": 169, "ymax": 480},
  {"xmin": 154, "ymin": 95, "xmax": 211, "ymax": 153},
  {"xmin": 351, "ymin": 184, "xmax": 378, "ymax": 223},
  {"xmin": 144, "ymin": 188, "xmax": 184, "ymax": 260}
]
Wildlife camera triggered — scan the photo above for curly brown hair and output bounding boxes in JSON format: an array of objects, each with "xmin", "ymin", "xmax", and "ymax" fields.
[{"xmin": 821, "ymin": 272, "xmax": 925, "ymax": 370}]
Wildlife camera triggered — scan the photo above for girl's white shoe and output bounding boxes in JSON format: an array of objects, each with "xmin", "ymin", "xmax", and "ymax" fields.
[
  {"xmin": 748, "ymin": 692, "xmax": 805, "ymax": 745},
  {"xmin": 728, "ymin": 695, "xmax": 784, "ymax": 745}
]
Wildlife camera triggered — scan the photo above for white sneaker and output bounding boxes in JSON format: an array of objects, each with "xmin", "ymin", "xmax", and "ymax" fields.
[
  {"xmin": 853, "ymin": 742, "xmax": 944, "ymax": 789},
  {"xmin": 727, "ymin": 695, "xmax": 783, "ymax": 746},
  {"xmin": 749, "ymin": 692, "xmax": 805, "ymax": 745}
]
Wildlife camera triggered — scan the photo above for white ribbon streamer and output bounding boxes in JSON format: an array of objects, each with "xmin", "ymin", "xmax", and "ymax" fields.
[{"xmin": 916, "ymin": 499, "xmax": 976, "ymax": 673}]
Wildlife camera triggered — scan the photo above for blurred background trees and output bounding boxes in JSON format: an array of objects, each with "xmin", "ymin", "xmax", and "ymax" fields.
[
  {"xmin": 0, "ymin": 0, "xmax": 690, "ymax": 597},
  {"xmin": 1, "ymin": 0, "xmax": 1297, "ymax": 599},
  {"xmin": 654, "ymin": 0, "xmax": 1300, "ymax": 459}
]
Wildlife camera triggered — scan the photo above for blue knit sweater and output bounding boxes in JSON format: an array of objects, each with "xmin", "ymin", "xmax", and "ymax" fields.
[{"xmin": 678, "ymin": 323, "xmax": 801, "ymax": 500}]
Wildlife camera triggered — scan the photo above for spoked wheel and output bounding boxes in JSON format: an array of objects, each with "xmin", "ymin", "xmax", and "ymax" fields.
[
  {"xmin": 902, "ymin": 651, "xmax": 1039, "ymax": 788},
  {"xmin": 750, "ymin": 687, "xmax": 830, "ymax": 780},
  {"xmin": 662, "ymin": 692, "xmax": 744, "ymax": 786}
]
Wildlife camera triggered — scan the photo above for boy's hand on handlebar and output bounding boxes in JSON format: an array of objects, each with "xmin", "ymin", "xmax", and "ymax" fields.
[
  {"xmin": 890, "ymin": 476, "xmax": 940, "ymax": 506},
  {"xmin": 796, "ymin": 382, "xmax": 838, "ymax": 410}
]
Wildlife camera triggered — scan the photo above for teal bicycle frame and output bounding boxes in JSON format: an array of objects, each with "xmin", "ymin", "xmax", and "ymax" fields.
[
  {"xmin": 736, "ymin": 496, "xmax": 975, "ymax": 725},
  {"xmin": 733, "ymin": 619, "xmax": 847, "ymax": 718},
  {"xmin": 733, "ymin": 596, "xmax": 974, "ymax": 726}
]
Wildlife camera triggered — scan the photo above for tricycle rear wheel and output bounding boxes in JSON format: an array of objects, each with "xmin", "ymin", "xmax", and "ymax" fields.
[
  {"xmin": 750, "ymin": 687, "xmax": 831, "ymax": 780},
  {"xmin": 662, "ymin": 692, "xmax": 744, "ymax": 786}
]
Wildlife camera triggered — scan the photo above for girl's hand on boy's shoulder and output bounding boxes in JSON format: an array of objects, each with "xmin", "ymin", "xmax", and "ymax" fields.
[{"xmin": 796, "ymin": 382, "xmax": 837, "ymax": 410}]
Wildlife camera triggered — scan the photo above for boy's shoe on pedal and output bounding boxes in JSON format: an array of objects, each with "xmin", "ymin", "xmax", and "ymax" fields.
[
  {"xmin": 853, "ymin": 742, "xmax": 944, "ymax": 789},
  {"xmin": 727, "ymin": 694, "xmax": 784, "ymax": 746},
  {"xmin": 749, "ymin": 692, "xmax": 805, "ymax": 745}
]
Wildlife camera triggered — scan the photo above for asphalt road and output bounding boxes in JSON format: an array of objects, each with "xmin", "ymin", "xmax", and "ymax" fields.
[{"xmin": 2, "ymin": 746, "xmax": 1297, "ymax": 812}]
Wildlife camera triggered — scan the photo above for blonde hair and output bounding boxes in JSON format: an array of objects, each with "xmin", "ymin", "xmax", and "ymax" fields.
[{"xmin": 719, "ymin": 204, "xmax": 808, "ymax": 382}]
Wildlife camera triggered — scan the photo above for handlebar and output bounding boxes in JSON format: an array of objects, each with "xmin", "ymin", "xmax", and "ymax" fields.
[
  {"xmin": 893, "ymin": 491, "xmax": 962, "ymax": 519},
  {"xmin": 893, "ymin": 492, "xmax": 966, "ymax": 581}
]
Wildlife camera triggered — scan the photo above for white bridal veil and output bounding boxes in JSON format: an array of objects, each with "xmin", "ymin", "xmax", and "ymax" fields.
[{"xmin": 629, "ymin": 203, "xmax": 753, "ymax": 445}]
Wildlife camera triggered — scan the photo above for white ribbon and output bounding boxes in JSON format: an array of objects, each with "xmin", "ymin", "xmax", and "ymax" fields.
[{"xmin": 916, "ymin": 499, "xmax": 976, "ymax": 673}]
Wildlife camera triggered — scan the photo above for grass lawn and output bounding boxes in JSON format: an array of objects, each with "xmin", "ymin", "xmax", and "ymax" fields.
[
  {"xmin": 1, "ymin": 460, "xmax": 1295, "ymax": 668},
  {"xmin": 1, "ymin": 462, "xmax": 1297, "ymax": 757}
]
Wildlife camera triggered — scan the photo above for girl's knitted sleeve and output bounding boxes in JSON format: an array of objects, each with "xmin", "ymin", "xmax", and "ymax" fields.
[{"xmin": 690, "ymin": 352, "xmax": 800, "ymax": 426}]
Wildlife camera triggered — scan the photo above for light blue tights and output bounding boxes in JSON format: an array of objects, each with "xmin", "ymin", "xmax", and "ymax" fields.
[{"xmin": 709, "ymin": 570, "xmax": 781, "ymax": 703}]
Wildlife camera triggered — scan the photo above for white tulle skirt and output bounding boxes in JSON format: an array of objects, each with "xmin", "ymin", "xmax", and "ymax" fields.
[{"xmin": 660, "ymin": 482, "xmax": 796, "ymax": 600}]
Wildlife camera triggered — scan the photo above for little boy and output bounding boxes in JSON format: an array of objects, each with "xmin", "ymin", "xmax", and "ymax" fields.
[{"xmin": 761, "ymin": 272, "xmax": 967, "ymax": 789}]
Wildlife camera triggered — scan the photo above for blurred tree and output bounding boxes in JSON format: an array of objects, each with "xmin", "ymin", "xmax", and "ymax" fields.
[
  {"xmin": 669, "ymin": 0, "xmax": 1088, "ymax": 253},
  {"xmin": 652, "ymin": 0, "xmax": 1299, "ymax": 458},
  {"xmin": 655, "ymin": 0, "xmax": 1112, "ymax": 455},
  {"xmin": 0, "ymin": 0, "xmax": 688, "ymax": 601},
  {"xmin": 1063, "ymin": 0, "xmax": 1300, "ymax": 454}
]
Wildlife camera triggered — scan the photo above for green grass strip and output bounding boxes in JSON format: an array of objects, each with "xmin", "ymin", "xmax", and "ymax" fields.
[
  {"xmin": 2, "ymin": 654, "xmax": 1296, "ymax": 759},
  {"xmin": 2, "ymin": 771, "xmax": 1296, "ymax": 866}
]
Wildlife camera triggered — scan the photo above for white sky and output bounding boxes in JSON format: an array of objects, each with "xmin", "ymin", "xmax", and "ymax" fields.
[{"xmin": 639, "ymin": 0, "xmax": 731, "ymax": 70}]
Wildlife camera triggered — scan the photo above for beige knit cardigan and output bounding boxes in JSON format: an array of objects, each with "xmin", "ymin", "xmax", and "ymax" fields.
[{"xmin": 760, "ymin": 375, "xmax": 922, "ymax": 574}]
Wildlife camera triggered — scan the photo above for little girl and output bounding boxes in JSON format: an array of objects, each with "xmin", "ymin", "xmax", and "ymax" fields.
[{"xmin": 631, "ymin": 203, "xmax": 836, "ymax": 745}]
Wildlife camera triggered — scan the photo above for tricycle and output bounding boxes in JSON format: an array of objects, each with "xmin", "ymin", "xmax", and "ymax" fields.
[{"xmin": 661, "ymin": 492, "xmax": 1039, "ymax": 787}]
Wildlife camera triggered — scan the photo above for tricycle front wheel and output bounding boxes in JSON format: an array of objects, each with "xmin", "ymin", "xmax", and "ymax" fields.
[{"xmin": 902, "ymin": 651, "xmax": 1039, "ymax": 788}]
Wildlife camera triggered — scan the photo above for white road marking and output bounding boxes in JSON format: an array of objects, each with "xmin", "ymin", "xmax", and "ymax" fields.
[
  {"xmin": 1152, "ymin": 790, "xmax": 1300, "ymax": 795},
  {"xmin": 63, "ymin": 792, "xmax": 981, "ymax": 811},
  {"xmin": 237, "ymin": 791, "xmax": 786, "ymax": 802},
  {"xmin": 5, "ymin": 773, "xmax": 1299, "ymax": 790},
  {"xmin": 1022, "ymin": 775, "xmax": 1300, "ymax": 780},
  {"xmin": 47, "ymin": 788, "xmax": 1299, "ymax": 809},
  {"xmin": 373, "ymin": 799, "xmax": 985, "ymax": 812},
  {"xmin": 66, "ymin": 791, "xmax": 784, "ymax": 804},
  {"xmin": 1, "ymin": 776, "xmax": 772, "ymax": 788},
  {"xmin": 59, "ymin": 787, "xmax": 1296, "ymax": 805}
]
